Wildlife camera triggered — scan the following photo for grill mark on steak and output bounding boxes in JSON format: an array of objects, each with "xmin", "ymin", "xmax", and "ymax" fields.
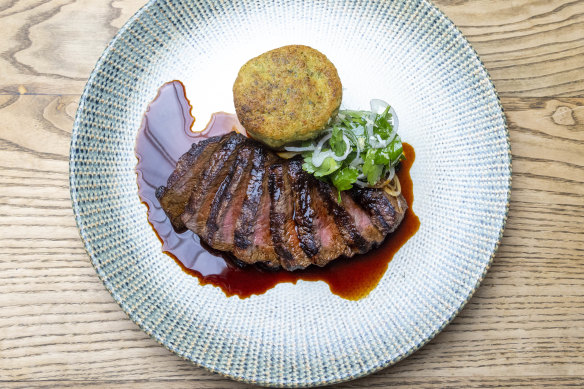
[
  {"xmin": 206, "ymin": 144, "xmax": 254, "ymax": 249},
  {"xmin": 339, "ymin": 191, "xmax": 383, "ymax": 249},
  {"xmin": 233, "ymin": 146, "xmax": 268, "ymax": 250},
  {"xmin": 350, "ymin": 188, "xmax": 408, "ymax": 235},
  {"xmin": 181, "ymin": 133, "xmax": 247, "ymax": 234},
  {"xmin": 250, "ymin": 154, "xmax": 279, "ymax": 266},
  {"xmin": 287, "ymin": 158, "xmax": 320, "ymax": 259},
  {"xmin": 232, "ymin": 148, "xmax": 279, "ymax": 267},
  {"xmin": 156, "ymin": 135, "xmax": 224, "ymax": 230},
  {"xmin": 315, "ymin": 180, "xmax": 369, "ymax": 254},
  {"xmin": 212, "ymin": 145, "xmax": 263, "ymax": 252},
  {"xmin": 163, "ymin": 135, "xmax": 221, "ymax": 190},
  {"xmin": 268, "ymin": 161, "xmax": 311, "ymax": 271},
  {"xmin": 307, "ymin": 176, "xmax": 350, "ymax": 266}
]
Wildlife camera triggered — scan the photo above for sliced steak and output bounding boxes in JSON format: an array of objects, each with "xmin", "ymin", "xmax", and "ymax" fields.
[
  {"xmin": 156, "ymin": 135, "xmax": 224, "ymax": 230},
  {"xmin": 250, "ymin": 154, "xmax": 280, "ymax": 267},
  {"xmin": 233, "ymin": 151, "xmax": 279, "ymax": 267},
  {"xmin": 233, "ymin": 146, "xmax": 268, "ymax": 251},
  {"xmin": 181, "ymin": 132, "xmax": 247, "ymax": 234},
  {"xmin": 315, "ymin": 180, "xmax": 369, "ymax": 255},
  {"xmin": 339, "ymin": 191, "xmax": 384, "ymax": 250},
  {"xmin": 206, "ymin": 144, "xmax": 254, "ymax": 251},
  {"xmin": 349, "ymin": 188, "xmax": 408, "ymax": 234},
  {"xmin": 268, "ymin": 161, "xmax": 312, "ymax": 271},
  {"xmin": 307, "ymin": 176, "xmax": 350, "ymax": 267},
  {"xmin": 287, "ymin": 158, "xmax": 320, "ymax": 259}
]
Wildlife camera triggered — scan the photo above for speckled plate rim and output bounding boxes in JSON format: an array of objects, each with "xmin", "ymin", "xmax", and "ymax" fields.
[{"xmin": 69, "ymin": 0, "xmax": 512, "ymax": 386}]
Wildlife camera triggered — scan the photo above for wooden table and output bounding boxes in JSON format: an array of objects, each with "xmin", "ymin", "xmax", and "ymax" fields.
[{"xmin": 1, "ymin": 1, "xmax": 583, "ymax": 387}]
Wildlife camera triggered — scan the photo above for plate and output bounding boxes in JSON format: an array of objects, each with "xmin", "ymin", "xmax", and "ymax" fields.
[{"xmin": 70, "ymin": 0, "xmax": 511, "ymax": 386}]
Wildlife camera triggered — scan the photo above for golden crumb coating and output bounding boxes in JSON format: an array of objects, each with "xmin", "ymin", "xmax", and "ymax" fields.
[{"xmin": 233, "ymin": 45, "xmax": 342, "ymax": 149}]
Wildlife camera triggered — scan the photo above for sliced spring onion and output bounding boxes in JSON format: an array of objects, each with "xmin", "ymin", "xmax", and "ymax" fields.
[{"xmin": 294, "ymin": 98, "xmax": 404, "ymax": 197}]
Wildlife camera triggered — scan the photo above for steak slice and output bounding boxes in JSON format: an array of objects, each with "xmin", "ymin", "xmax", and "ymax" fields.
[
  {"xmin": 156, "ymin": 135, "xmax": 224, "ymax": 230},
  {"xmin": 307, "ymin": 175, "xmax": 350, "ymax": 267},
  {"xmin": 287, "ymin": 158, "xmax": 320, "ymax": 259},
  {"xmin": 181, "ymin": 132, "xmax": 247, "ymax": 234},
  {"xmin": 339, "ymin": 191, "xmax": 384, "ymax": 250},
  {"xmin": 315, "ymin": 180, "xmax": 369, "ymax": 255},
  {"xmin": 268, "ymin": 161, "xmax": 312, "ymax": 271},
  {"xmin": 349, "ymin": 188, "xmax": 408, "ymax": 234},
  {"xmin": 205, "ymin": 144, "xmax": 254, "ymax": 251},
  {"xmin": 233, "ymin": 150, "xmax": 279, "ymax": 267}
]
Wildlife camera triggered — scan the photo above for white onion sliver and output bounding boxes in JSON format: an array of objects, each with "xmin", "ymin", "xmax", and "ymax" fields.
[
  {"xmin": 386, "ymin": 166, "xmax": 395, "ymax": 181},
  {"xmin": 312, "ymin": 150, "xmax": 335, "ymax": 167},
  {"xmin": 351, "ymin": 157, "xmax": 364, "ymax": 167},
  {"xmin": 366, "ymin": 122, "xmax": 374, "ymax": 144},
  {"xmin": 369, "ymin": 133, "xmax": 387, "ymax": 148},
  {"xmin": 376, "ymin": 134, "xmax": 391, "ymax": 148},
  {"xmin": 370, "ymin": 98, "xmax": 389, "ymax": 114},
  {"xmin": 317, "ymin": 133, "xmax": 332, "ymax": 150},
  {"xmin": 354, "ymin": 179, "xmax": 368, "ymax": 187},
  {"xmin": 284, "ymin": 144, "xmax": 315, "ymax": 152},
  {"xmin": 370, "ymin": 98, "xmax": 399, "ymax": 130},
  {"xmin": 310, "ymin": 133, "xmax": 333, "ymax": 167}
]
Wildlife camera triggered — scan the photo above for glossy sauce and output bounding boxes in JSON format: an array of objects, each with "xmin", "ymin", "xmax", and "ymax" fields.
[{"xmin": 136, "ymin": 81, "xmax": 419, "ymax": 300}]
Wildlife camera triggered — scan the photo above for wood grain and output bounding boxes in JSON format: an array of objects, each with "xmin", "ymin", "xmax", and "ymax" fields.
[
  {"xmin": 1, "ymin": 0, "xmax": 583, "ymax": 97},
  {"xmin": 435, "ymin": 0, "xmax": 584, "ymax": 97},
  {"xmin": 0, "ymin": 0, "xmax": 583, "ymax": 388}
]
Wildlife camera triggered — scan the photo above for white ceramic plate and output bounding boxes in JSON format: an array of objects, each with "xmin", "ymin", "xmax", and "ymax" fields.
[{"xmin": 70, "ymin": 0, "xmax": 511, "ymax": 386}]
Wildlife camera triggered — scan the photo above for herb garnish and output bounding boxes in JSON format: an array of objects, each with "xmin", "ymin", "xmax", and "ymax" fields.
[{"xmin": 285, "ymin": 99, "xmax": 404, "ymax": 200}]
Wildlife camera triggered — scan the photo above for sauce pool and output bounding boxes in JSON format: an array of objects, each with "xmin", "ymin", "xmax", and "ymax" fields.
[{"xmin": 135, "ymin": 81, "xmax": 419, "ymax": 300}]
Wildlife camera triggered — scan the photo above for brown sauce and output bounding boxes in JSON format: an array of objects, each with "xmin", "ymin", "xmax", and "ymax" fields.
[{"xmin": 136, "ymin": 80, "xmax": 419, "ymax": 300}]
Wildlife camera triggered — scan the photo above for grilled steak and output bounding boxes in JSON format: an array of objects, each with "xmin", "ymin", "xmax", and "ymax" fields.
[
  {"xmin": 157, "ymin": 132, "xmax": 408, "ymax": 271},
  {"xmin": 180, "ymin": 133, "xmax": 246, "ymax": 234},
  {"xmin": 206, "ymin": 145, "xmax": 254, "ymax": 250},
  {"xmin": 315, "ymin": 180, "xmax": 370, "ymax": 255},
  {"xmin": 350, "ymin": 188, "xmax": 407, "ymax": 235},
  {"xmin": 156, "ymin": 135, "xmax": 225, "ymax": 231},
  {"xmin": 307, "ymin": 177, "xmax": 350, "ymax": 266},
  {"xmin": 233, "ymin": 151, "xmax": 279, "ymax": 267},
  {"xmin": 268, "ymin": 160, "xmax": 312, "ymax": 270},
  {"xmin": 287, "ymin": 158, "xmax": 320, "ymax": 260}
]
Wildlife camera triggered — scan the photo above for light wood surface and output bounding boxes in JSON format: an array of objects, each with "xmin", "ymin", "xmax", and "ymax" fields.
[{"xmin": 1, "ymin": 0, "xmax": 583, "ymax": 387}]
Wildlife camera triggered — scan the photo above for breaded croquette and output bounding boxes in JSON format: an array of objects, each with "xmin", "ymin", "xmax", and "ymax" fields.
[{"xmin": 233, "ymin": 45, "xmax": 342, "ymax": 149}]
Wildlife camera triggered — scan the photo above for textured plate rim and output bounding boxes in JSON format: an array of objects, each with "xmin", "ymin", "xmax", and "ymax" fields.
[{"xmin": 69, "ymin": 0, "xmax": 512, "ymax": 386}]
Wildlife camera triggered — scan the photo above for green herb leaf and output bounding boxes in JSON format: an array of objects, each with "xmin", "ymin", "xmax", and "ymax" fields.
[
  {"xmin": 330, "ymin": 126, "xmax": 347, "ymax": 157},
  {"xmin": 312, "ymin": 157, "xmax": 340, "ymax": 177},
  {"xmin": 385, "ymin": 138, "xmax": 403, "ymax": 165},
  {"xmin": 373, "ymin": 106, "xmax": 393, "ymax": 139},
  {"xmin": 362, "ymin": 149, "xmax": 384, "ymax": 185},
  {"xmin": 331, "ymin": 166, "xmax": 359, "ymax": 192},
  {"xmin": 372, "ymin": 148, "xmax": 390, "ymax": 165},
  {"xmin": 302, "ymin": 156, "xmax": 317, "ymax": 174}
]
